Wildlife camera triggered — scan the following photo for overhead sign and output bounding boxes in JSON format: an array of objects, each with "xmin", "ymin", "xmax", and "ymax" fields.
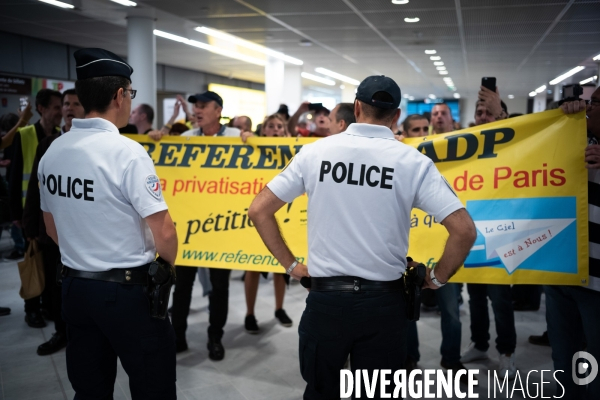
[{"xmin": 0, "ymin": 75, "xmax": 31, "ymax": 95}]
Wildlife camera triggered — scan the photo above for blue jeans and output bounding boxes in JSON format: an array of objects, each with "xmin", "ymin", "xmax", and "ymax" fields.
[
  {"xmin": 467, "ymin": 283, "xmax": 516, "ymax": 354},
  {"xmin": 545, "ymin": 285, "xmax": 600, "ymax": 400},
  {"xmin": 10, "ymin": 223, "xmax": 25, "ymax": 252},
  {"xmin": 437, "ymin": 283, "xmax": 462, "ymax": 365}
]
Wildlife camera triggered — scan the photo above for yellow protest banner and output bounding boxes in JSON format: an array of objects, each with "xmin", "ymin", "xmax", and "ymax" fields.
[
  {"xmin": 127, "ymin": 109, "xmax": 588, "ymax": 284},
  {"xmin": 403, "ymin": 109, "xmax": 588, "ymax": 285},
  {"xmin": 127, "ymin": 135, "xmax": 316, "ymax": 274}
]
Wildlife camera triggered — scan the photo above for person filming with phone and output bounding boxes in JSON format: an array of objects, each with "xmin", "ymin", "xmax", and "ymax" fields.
[{"xmin": 288, "ymin": 101, "xmax": 331, "ymax": 137}]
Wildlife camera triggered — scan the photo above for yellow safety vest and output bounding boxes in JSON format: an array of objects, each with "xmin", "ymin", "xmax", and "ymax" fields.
[{"xmin": 19, "ymin": 125, "xmax": 39, "ymax": 207}]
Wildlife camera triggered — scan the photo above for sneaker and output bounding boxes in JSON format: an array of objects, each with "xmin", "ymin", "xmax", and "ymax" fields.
[
  {"xmin": 498, "ymin": 353, "xmax": 517, "ymax": 380},
  {"xmin": 461, "ymin": 342, "xmax": 489, "ymax": 363},
  {"xmin": 207, "ymin": 336, "xmax": 225, "ymax": 361},
  {"xmin": 0, "ymin": 307, "xmax": 10, "ymax": 316},
  {"xmin": 275, "ymin": 308, "xmax": 293, "ymax": 327},
  {"xmin": 245, "ymin": 315, "xmax": 260, "ymax": 334},
  {"xmin": 528, "ymin": 331, "xmax": 550, "ymax": 347}
]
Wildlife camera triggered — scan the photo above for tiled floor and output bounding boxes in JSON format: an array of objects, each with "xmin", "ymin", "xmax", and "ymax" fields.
[{"xmin": 0, "ymin": 229, "xmax": 556, "ymax": 399}]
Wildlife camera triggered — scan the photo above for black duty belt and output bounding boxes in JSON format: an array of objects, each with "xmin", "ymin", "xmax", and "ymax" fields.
[
  {"xmin": 63, "ymin": 264, "xmax": 151, "ymax": 285},
  {"xmin": 310, "ymin": 276, "xmax": 404, "ymax": 292}
]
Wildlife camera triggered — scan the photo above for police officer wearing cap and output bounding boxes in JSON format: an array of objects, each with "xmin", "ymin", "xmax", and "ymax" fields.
[
  {"xmin": 249, "ymin": 75, "xmax": 477, "ymax": 399},
  {"xmin": 38, "ymin": 48, "xmax": 178, "ymax": 399}
]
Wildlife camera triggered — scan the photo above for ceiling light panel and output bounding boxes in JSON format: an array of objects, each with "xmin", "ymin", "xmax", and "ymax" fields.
[
  {"xmin": 195, "ymin": 26, "xmax": 303, "ymax": 65},
  {"xmin": 110, "ymin": 0, "xmax": 136, "ymax": 6},
  {"xmin": 38, "ymin": 0, "xmax": 74, "ymax": 8},
  {"xmin": 315, "ymin": 68, "xmax": 359, "ymax": 85},
  {"xmin": 154, "ymin": 30, "xmax": 266, "ymax": 66},
  {"xmin": 301, "ymin": 72, "xmax": 335, "ymax": 86},
  {"xmin": 549, "ymin": 66, "xmax": 585, "ymax": 85}
]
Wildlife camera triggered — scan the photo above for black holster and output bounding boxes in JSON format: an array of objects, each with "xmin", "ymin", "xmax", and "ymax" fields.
[
  {"xmin": 145, "ymin": 257, "xmax": 176, "ymax": 320},
  {"xmin": 403, "ymin": 262, "xmax": 426, "ymax": 321}
]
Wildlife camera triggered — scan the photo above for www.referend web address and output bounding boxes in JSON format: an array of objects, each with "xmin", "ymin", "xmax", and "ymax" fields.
[{"xmin": 181, "ymin": 249, "xmax": 305, "ymax": 266}]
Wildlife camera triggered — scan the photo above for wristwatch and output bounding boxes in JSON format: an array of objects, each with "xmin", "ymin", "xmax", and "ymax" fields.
[
  {"xmin": 287, "ymin": 260, "xmax": 299, "ymax": 275},
  {"xmin": 430, "ymin": 268, "xmax": 446, "ymax": 287}
]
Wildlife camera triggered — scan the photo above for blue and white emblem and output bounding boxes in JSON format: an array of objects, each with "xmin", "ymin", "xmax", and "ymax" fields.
[{"xmin": 145, "ymin": 174, "xmax": 162, "ymax": 199}]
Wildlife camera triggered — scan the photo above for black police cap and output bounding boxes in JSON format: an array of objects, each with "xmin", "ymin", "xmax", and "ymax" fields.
[
  {"xmin": 74, "ymin": 48, "xmax": 133, "ymax": 82},
  {"xmin": 355, "ymin": 75, "xmax": 401, "ymax": 109},
  {"xmin": 188, "ymin": 91, "xmax": 223, "ymax": 107}
]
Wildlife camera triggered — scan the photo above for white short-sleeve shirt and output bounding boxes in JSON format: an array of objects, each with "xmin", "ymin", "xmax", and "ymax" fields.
[
  {"xmin": 267, "ymin": 123, "xmax": 464, "ymax": 281},
  {"xmin": 39, "ymin": 118, "xmax": 168, "ymax": 272},
  {"xmin": 181, "ymin": 125, "xmax": 240, "ymax": 137}
]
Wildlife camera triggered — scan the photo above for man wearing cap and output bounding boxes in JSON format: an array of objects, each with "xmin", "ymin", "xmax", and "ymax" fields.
[
  {"xmin": 181, "ymin": 91, "xmax": 240, "ymax": 137},
  {"xmin": 248, "ymin": 75, "xmax": 477, "ymax": 398},
  {"xmin": 38, "ymin": 48, "xmax": 178, "ymax": 399},
  {"xmin": 288, "ymin": 101, "xmax": 331, "ymax": 137},
  {"xmin": 169, "ymin": 90, "xmax": 239, "ymax": 360}
]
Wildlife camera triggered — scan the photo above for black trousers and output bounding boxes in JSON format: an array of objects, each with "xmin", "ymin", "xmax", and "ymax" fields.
[
  {"xmin": 62, "ymin": 276, "xmax": 176, "ymax": 400},
  {"xmin": 298, "ymin": 291, "xmax": 408, "ymax": 400},
  {"xmin": 171, "ymin": 266, "xmax": 231, "ymax": 342}
]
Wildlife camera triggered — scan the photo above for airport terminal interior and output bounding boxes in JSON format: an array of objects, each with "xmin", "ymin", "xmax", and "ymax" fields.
[{"xmin": 1, "ymin": 0, "xmax": 600, "ymax": 399}]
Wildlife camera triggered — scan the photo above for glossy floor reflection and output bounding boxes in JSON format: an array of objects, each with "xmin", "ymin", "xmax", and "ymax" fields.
[{"xmin": 0, "ymin": 230, "xmax": 553, "ymax": 399}]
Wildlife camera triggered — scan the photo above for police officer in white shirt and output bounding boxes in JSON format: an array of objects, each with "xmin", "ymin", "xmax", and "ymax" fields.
[
  {"xmin": 248, "ymin": 75, "xmax": 477, "ymax": 399},
  {"xmin": 38, "ymin": 48, "xmax": 178, "ymax": 400}
]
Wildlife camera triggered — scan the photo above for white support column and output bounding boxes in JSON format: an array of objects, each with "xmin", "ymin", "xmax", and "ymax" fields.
[
  {"xmin": 282, "ymin": 65, "xmax": 302, "ymax": 115},
  {"xmin": 341, "ymin": 85, "xmax": 357, "ymax": 103},
  {"xmin": 127, "ymin": 16, "xmax": 156, "ymax": 127},
  {"xmin": 265, "ymin": 57, "xmax": 285, "ymax": 116},
  {"xmin": 553, "ymin": 85, "xmax": 561, "ymax": 102},
  {"xmin": 533, "ymin": 92, "xmax": 547, "ymax": 113}
]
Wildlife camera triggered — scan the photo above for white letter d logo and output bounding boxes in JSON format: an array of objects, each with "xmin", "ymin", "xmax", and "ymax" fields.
[{"xmin": 572, "ymin": 351, "xmax": 598, "ymax": 385}]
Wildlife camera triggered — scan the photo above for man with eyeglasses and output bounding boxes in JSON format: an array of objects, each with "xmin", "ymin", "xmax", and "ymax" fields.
[{"xmin": 38, "ymin": 48, "xmax": 178, "ymax": 400}]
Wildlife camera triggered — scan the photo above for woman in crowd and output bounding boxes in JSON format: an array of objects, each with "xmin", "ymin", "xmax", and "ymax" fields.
[{"xmin": 243, "ymin": 114, "xmax": 292, "ymax": 333}]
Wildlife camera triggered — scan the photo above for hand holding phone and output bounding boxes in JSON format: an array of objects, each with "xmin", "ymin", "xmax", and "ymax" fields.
[
  {"xmin": 308, "ymin": 103, "xmax": 323, "ymax": 111},
  {"xmin": 19, "ymin": 97, "xmax": 29, "ymax": 112},
  {"xmin": 481, "ymin": 77, "xmax": 496, "ymax": 92}
]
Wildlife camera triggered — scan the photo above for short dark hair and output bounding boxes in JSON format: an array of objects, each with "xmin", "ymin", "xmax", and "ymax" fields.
[
  {"xmin": 75, "ymin": 76, "xmax": 130, "ymax": 114},
  {"xmin": 35, "ymin": 89, "xmax": 62, "ymax": 115},
  {"xmin": 432, "ymin": 103, "xmax": 451, "ymax": 113},
  {"xmin": 335, "ymin": 103, "xmax": 355, "ymax": 127},
  {"xmin": 402, "ymin": 114, "xmax": 428, "ymax": 132},
  {"xmin": 0, "ymin": 113, "xmax": 19, "ymax": 132},
  {"xmin": 61, "ymin": 88, "xmax": 78, "ymax": 103},
  {"xmin": 139, "ymin": 103, "xmax": 154, "ymax": 124},
  {"xmin": 358, "ymin": 92, "xmax": 398, "ymax": 122}
]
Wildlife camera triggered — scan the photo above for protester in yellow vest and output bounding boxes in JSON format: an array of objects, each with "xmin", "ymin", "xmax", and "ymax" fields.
[{"xmin": 7, "ymin": 88, "xmax": 62, "ymax": 328}]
